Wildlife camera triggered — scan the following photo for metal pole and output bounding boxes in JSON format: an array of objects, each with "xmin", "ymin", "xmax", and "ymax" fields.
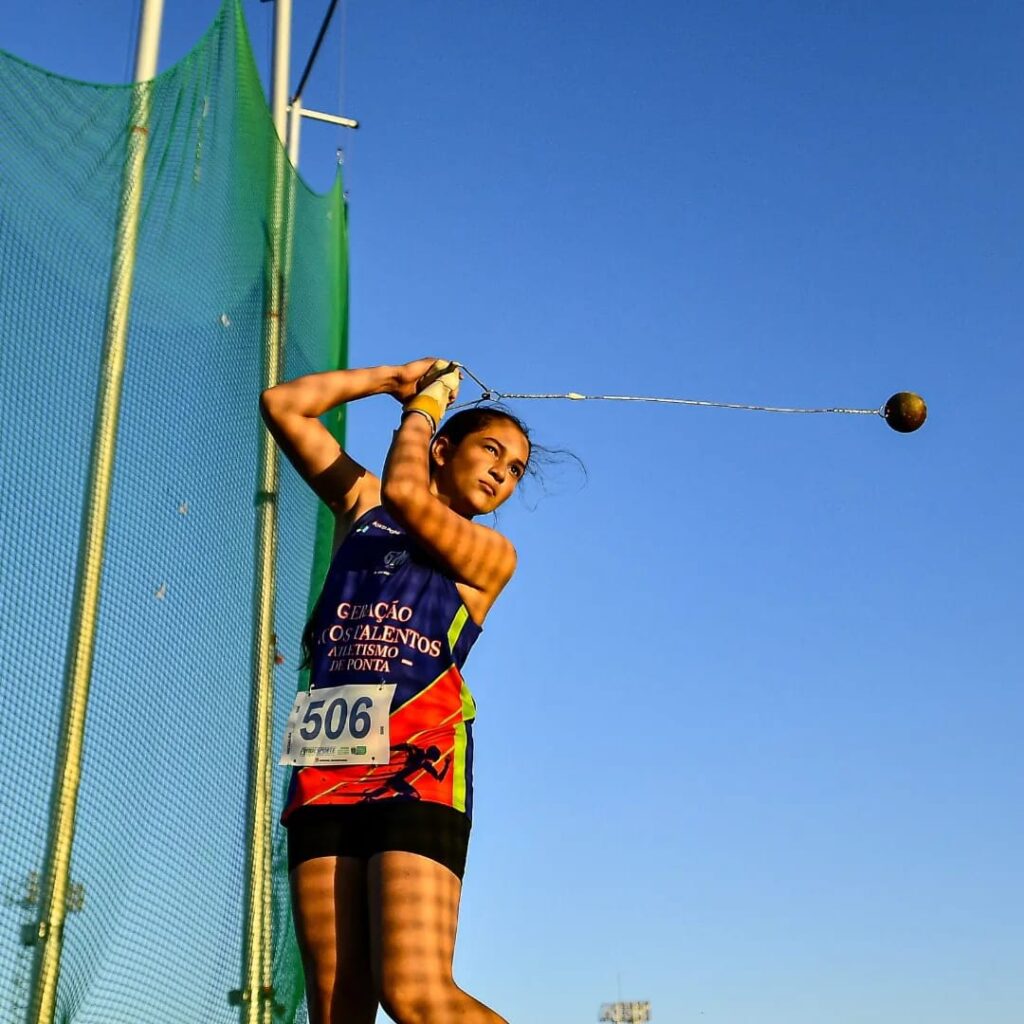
[
  {"xmin": 285, "ymin": 99, "xmax": 301, "ymax": 329},
  {"xmin": 270, "ymin": 0, "xmax": 292, "ymax": 145},
  {"xmin": 25, "ymin": 2, "xmax": 165, "ymax": 1022},
  {"xmin": 240, "ymin": 0, "xmax": 291, "ymax": 1020},
  {"xmin": 297, "ymin": 106, "xmax": 358, "ymax": 129},
  {"xmin": 288, "ymin": 98, "xmax": 302, "ymax": 170}
]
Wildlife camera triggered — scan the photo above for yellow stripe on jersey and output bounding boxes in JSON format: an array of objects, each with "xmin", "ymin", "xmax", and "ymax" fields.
[
  {"xmin": 451, "ymin": 681, "xmax": 477, "ymax": 812},
  {"xmin": 460, "ymin": 680, "xmax": 477, "ymax": 721},
  {"xmin": 453, "ymin": 725, "xmax": 467, "ymax": 812},
  {"xmin": 447, "ymin": 605, "xmax": 469, "ymax": 653}
]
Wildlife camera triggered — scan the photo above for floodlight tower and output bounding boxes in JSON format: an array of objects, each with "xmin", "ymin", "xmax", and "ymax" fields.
[
  {"xmin": 11, "ymin": 872, "xmax": 85, "ymax": 1024},
  {"xmin": 599, "ymin": 1000, "xmax": 652, "ymax": 1024}
]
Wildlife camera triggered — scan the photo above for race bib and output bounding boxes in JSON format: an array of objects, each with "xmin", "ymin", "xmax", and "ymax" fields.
[{"xmin": 278, "ymin": 682, "xmax": 396, "ymax": 767}]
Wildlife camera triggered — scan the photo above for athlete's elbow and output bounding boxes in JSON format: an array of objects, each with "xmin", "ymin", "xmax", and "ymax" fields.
[
  {"xmin": 260, "ymin": 379, "xmax": 311, "ymax": 421},
  {"xmin": 259, "ymin": 386, "xmax": 284, "ymax": 425}
]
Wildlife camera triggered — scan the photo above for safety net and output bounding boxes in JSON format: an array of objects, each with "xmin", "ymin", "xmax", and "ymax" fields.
[{"xmin": 0, "ymin": 1, "xmax": 345, "ymax": 1020}]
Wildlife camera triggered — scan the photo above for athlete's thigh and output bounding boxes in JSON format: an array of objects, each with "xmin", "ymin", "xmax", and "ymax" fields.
[
  {"xmin": 290, "ymin": 856, "xmax": 377, "ymax": 1024},
  {"xmin": 368, "ymin": 851, "xmax": 462, "ymax": 1000}
]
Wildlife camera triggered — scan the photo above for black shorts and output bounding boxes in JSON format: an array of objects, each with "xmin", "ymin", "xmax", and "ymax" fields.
[{"xmin": 285, "ymin": 800, "xmax": 472, "ymax": 880}]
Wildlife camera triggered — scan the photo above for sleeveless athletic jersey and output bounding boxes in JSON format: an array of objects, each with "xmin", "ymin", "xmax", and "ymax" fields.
[{"xmin": 281, "ymin": 506, "xmax": 482, "ymax": 823}]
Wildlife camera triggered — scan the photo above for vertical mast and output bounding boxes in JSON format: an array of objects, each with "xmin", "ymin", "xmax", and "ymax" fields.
[
  {"xmin": 240, "ymin": 0, "xmax": 292, "ymax": 1019},
  {"xmin": 25, "ymin": 2, "xmax": 166, "ymax": 1022},
  {"xmin": 238, "ymin": 1, "xmax": 356, "ymax": 1016}
]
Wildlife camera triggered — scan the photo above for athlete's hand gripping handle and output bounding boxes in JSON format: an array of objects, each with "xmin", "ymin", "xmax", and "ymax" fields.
[{"xmin": 404, "ymin": 360, "xmax": 462, "ymax": 432}]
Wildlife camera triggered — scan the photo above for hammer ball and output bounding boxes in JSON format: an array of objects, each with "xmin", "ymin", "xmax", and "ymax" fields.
[{"xmin": 883, "ymin": 392, "xmax": 927, "ymax": 433}]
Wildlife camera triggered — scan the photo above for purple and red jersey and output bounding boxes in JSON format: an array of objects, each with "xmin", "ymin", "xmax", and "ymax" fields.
[{"xmin": 282, "ymin": 506, "xmax": 481, "ymax": 822}]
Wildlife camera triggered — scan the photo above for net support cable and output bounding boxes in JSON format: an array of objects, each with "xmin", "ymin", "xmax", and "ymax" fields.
[{"xmin": 291, "ymin": 0, "xmax": 340, "ymax": 104}]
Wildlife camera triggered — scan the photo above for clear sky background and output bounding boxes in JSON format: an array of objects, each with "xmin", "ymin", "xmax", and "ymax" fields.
[{"xmin": 4, "ymin": 2, "xmax": 1022, "ymax": 1023}]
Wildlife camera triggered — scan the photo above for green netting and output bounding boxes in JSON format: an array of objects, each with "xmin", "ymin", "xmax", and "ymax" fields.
[{"xmin": 0, "ymin": 2, "xmax": 346, "ymax": 1020}]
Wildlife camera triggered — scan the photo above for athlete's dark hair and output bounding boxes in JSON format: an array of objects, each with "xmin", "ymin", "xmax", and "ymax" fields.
[{"xmin": 430, "ymin": 405, "xmax": 533, "ymax": 472}]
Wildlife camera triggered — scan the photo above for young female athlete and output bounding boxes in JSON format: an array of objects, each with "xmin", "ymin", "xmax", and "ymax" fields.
[{"xmin": 260, "ymin": 358, "xmax": 530, "ymax": 1024}]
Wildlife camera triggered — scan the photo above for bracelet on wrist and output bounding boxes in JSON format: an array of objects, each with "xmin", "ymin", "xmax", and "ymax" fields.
[
  {"xmin": 404, "ymin": 393, "xmax": 443, "ymax": 431},
  {"xmin": 402, "ymin": 407, "xmax": 437, "ymax": 433}
]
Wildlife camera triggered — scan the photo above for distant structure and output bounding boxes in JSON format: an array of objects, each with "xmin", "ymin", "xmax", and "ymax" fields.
[
  {"xmin": 6, "ymin": 871, "xmax": 85, "ymax": 1023},
  {"xmin": 600, "ymin": 1000, "xmax": 651, "ymax": 1024}
]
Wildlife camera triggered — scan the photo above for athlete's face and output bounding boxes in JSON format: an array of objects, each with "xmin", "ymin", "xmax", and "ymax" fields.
[{"xmin": 432, "ymin": 420, "xmax": 530, "ymax": 517}]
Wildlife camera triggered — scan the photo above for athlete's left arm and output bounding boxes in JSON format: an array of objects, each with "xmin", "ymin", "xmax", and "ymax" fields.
[{"xmin": 381, "ymin": 414, "xmax": 517, "ymax": 599}]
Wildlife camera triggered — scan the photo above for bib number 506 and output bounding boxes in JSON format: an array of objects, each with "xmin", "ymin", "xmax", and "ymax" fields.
[
  {"xmin": 279, "ymin": 682, "xmax": 396, "ymax": 766},
  {"xmin": 300, "ymin": 695, "xmax": 372, "ymax": 742}
]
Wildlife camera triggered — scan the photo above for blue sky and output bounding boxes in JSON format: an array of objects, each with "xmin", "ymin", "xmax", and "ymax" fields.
[{"xmin": 3, "ymin": 2, "xmax": 1022, "ymax": 1023}]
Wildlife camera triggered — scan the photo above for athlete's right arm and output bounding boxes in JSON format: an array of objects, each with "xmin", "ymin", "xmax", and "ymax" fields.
[{"xmin": 259, "ymin": 365, "xmax": 398, "ymax": 518}]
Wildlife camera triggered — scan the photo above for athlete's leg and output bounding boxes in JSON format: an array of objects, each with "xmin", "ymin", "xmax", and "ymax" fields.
[
  {"xmin": 368, "ymin": 851, "xmax": 508, "ymax": 1024},
  {"xmin": 290, "ymin": 856, "xmax": 378, "ymax": 1024}
]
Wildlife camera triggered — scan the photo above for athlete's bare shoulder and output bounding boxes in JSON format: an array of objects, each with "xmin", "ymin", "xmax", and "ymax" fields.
[{"xmin": 454, "ymin": 524, "xmax": 517, "ymax": 626}]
